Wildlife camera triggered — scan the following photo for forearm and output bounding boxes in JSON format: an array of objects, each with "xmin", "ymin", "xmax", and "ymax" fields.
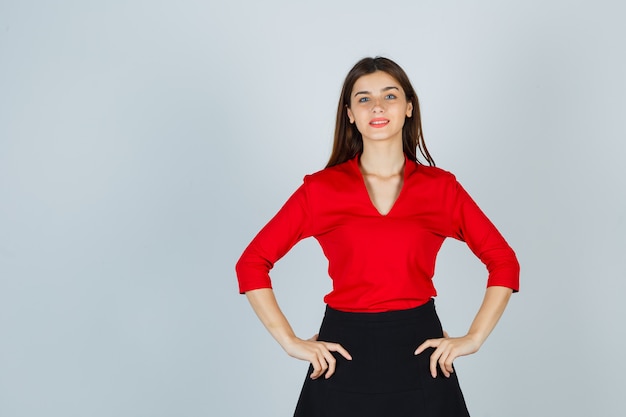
[
  {"xmin": 245, "ymin": 288, "xmax": 298, "ymax": 349},
  {"xmin": 465, "ymin": 286, "xmax": 513, "ymax": 347}
]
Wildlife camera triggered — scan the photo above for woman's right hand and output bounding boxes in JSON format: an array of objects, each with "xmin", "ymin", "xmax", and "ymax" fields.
[
  {"xmin": 283, "ymin": 334, "xmax": 352, "ymax": 379},
  {"xmin": 244, "ymin": 289, "xmax": 351, "ymax": 379}
]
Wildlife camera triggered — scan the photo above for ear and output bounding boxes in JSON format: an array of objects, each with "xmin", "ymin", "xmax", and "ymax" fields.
[
  {"xmin": 406, "ymin": 102, "xmax": 413, "ymax": 118},
  {"xmin": 346, "ymin": 106, "xmax": 355, "ymax": 124}
]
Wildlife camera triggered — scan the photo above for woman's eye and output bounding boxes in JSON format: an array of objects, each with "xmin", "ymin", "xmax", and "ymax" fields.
[
  {"xmin": 358, "ymin": 97, "xmax": 370, "ymax": 103},
  {"xmin": 385, "ymin": 94, "xmax": 397, "ymax": 99}
]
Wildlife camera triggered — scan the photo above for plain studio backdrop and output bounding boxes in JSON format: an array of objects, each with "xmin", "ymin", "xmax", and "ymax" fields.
[{"xmin": 1, "ymin": 1, "xmax": 625, "ymax": 416}]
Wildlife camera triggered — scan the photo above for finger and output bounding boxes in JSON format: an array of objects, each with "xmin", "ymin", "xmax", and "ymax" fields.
[
  {"xmin": 429, "ymin": 350, "xmax": 440, "ymax": 378},
  {"xmin": 323, "ymin": 351, "xmax": 337, "ymax": 379},
  {"xmin": 309, "ymin": 356, "xmax": 322, "ymax": 379},
  {"xmin": 443, "ymin": 352, "xmax": 455, "ymax": 376},
  {"xmin": 438, "ymin": 350, "xmax": 451, "ymax": 378},
  {"xmin": 310, "ymin": 357, "xmax": 328, "ymax": 379},
  {"xmin": 414, "ymin": 338, "xmax": 440, "ymax": 355},
  {"xmin": 430, "ymin": 342, "xmax": 449, "ymax": 378},
  {"xmin": 445, "ymin": 360, "xmax": 455, "ymax": 375},
  {"xmin": 317, "ymin": 351, "xmax": 329, "ymax": 374},
  {"xmin": 443, "ymin": 330, "xmax": 450, "ymax": 338},
  {"xmin": 325, "ymin": 342, "xmax": 352, "ymax": 360}
]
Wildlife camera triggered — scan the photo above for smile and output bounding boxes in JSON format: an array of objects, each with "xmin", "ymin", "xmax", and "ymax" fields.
[{"xmin": 369, "ymin": 118, "xmax": 389, "ymax": 128}]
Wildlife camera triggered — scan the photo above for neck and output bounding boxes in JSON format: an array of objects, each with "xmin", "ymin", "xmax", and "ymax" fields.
[{"xmin": 359, "ymin": 142, "xmax": 405, "ymax": 177}]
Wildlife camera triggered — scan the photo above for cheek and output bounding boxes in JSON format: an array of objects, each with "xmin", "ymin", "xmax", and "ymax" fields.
[
  {"xmin": 353, "ymin": 112, "xmax": 370, "ymax": 128},
  {"xmin": 350, "ymin": 116, "xmax": 369, "ymax": 134}
]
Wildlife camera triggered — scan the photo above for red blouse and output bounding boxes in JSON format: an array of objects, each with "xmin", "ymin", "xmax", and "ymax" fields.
[{"xmin": 236, "ymin": 155, "xmax": 519, "ymax": 313}]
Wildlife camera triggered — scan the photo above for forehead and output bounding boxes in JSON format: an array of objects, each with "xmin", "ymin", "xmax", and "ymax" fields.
[{"xmin": 351, "ymin": 71, "xmax": 403, "ymax": 94}]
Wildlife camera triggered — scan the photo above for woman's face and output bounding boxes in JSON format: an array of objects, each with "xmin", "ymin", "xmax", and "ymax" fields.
[{"xmin": 346, "ymin": 71, "xmax": 413, "ymax": 146}]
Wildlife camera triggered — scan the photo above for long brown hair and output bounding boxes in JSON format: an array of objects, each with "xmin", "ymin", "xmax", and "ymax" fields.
[{"xmin": 326, "ymin": 57, "xmax": 435, "ymax": 168}]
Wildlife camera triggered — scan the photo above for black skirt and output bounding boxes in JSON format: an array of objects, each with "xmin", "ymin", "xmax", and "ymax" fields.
[{"xmin": 293, "ymin": 300, "xmax": 470, "ymax": 417}]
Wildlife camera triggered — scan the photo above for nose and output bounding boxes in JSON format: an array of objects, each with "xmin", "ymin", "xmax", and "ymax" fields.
[{"xmin": 371, "ymin": 97, "xmax": 385, "ymax": 113}]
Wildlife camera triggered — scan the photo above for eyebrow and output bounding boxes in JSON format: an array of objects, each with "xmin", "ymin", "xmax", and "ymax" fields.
[{"xmin": 353, "ymin": 86, "xmax": 400, "ymax": 97}]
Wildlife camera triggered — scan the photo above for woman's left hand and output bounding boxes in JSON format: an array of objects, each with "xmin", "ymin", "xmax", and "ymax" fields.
[{"xmin": 414, "ymin": 331, "xmax": 481, "ymax": 378}]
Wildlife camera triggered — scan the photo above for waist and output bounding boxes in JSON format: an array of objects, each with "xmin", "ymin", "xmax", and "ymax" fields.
[{"xmin": 323, "ymin": 298, "xmax": 435, "ymax": 324}]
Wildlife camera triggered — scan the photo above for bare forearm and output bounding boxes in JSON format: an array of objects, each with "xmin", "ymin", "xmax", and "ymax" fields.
[
  {"xmin": 245, "ymin": 288, "xmax": 297, "ymax": 349},
  {"xmin": 466, "ymin": 286, "xmax": 513, "ymax": 347},
  {"xmin": 245, "ymin": 288, "xmax": 352, "ymax": 379},
  {"xmin": 415, "ymin": 285, "xmax": 513, "ymax": 377}
]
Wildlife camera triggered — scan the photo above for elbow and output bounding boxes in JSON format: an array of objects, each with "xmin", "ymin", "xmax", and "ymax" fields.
[{"xmin": 235, "ymin": 253, "xmax": 274, "ymax": 295}]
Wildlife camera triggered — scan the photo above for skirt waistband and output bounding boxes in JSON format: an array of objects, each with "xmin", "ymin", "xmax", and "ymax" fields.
[{"xmin": 324, "ymin": 299, "xmax": 435, "ymax": 323}]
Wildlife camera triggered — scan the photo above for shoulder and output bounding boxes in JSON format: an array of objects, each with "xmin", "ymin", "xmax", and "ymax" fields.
[
  {"xmin": 303, "ymin": 158, "xmax": 358, "ymax": 189},
  {"xmin": 413, "ymin": 164, "xmax": 458, "ymax": 185},
  {"xmin": 402, "ymin": 163, "xmax": 462, "ymax": 204}
]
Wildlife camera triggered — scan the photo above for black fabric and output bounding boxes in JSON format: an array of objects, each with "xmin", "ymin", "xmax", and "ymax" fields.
[{"xmin": 293, "ymin": 300, "xmax": 470, "ymax": 417}]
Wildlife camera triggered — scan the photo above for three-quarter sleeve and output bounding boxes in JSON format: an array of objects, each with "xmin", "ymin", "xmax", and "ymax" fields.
[
  {"xmin": 450, "ymin": 179, "xmax": 520, "ymax": 291},
  {"xmin": 235, "ymin": 182, "xmax": 313, "ymax": 293}
]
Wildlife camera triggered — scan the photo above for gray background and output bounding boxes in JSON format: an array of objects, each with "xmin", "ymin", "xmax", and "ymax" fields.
[{"xmin": 1, "ymin": 1, "xmax": 625, "ymax": 416}]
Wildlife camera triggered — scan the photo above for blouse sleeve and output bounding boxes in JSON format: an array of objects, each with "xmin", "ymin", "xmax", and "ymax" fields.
[
  {"xmin": 235, "ymin": 182, "xmax": 313, "ymax": 294},
  {"xmin": 450, "ymin": 178, "xmax": 520, "ymax": 291}
]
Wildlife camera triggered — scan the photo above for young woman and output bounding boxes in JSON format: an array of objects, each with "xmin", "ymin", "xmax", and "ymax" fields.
[{"xmin": 236, "ymin": 57, "xmax": 519, "ymax": 417}]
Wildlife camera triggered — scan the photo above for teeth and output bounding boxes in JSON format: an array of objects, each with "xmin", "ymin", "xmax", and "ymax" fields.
[{"xmin": 371, "ymin": 120, "xmax": 388, "ymax": 125}]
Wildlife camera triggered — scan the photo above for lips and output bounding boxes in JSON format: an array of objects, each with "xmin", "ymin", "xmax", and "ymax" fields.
[{"xmin": 369, "ymin": 118, "xmax": 389, "ymax": 128}]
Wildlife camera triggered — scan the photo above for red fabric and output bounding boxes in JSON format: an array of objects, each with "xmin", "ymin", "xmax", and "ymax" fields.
[{"xmin": 236, "ymin": 155, "xmax": 520, "ymax": 312}]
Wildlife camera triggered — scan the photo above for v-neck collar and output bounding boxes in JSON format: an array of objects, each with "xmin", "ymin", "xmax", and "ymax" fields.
[{"xmin": 349, "ymin": 153, "xmax": 417, "ymax": 217}]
